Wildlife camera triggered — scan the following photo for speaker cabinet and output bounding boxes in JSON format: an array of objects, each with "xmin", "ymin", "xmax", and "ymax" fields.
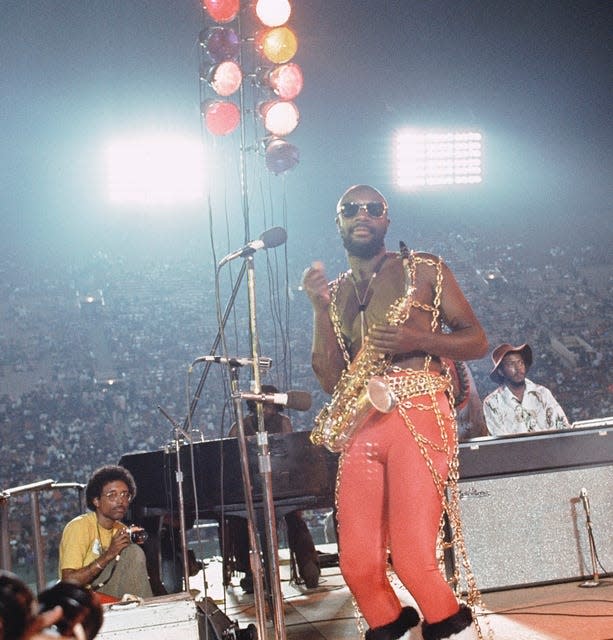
[{"xmin": 456, "ymin": 464, "xmax": 613, "ymax": 591}]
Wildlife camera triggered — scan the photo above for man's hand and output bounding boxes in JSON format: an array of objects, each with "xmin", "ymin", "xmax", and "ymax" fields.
[
  {"xmin": 106, "ymin": 527, "xmax": 132, "ymax": 558},
  {"xmin": 23, "ymin": 606, "xmax": 63, "ymax": 639},
  {"xmin": 302, "ymin": 261, "xmax": 330, "ymax": 311}
]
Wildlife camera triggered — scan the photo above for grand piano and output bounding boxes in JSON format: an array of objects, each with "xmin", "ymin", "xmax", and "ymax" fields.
[
  {"xmin": 119, "ymin": 431, "xmax": 338, "ymax": 521},
  {"xmin": 120, "ymin": 421, "xmax": 613, "ymax": 591}
]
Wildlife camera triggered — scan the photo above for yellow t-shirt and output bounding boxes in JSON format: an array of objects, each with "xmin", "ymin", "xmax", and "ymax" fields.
[{"xmin": 58, "ymin": 511, "xmax": 122, "ymax": 576}]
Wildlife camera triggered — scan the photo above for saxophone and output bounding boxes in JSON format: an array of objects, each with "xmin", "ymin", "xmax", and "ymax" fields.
[{"xmin": 310, "ymin": 247, "xmax": 414, "ymax": 453}]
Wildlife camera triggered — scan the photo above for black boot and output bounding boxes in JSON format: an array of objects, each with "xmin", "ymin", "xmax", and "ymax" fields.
[
  {"xmin": 365, "ymin": 606, "xmax": 421, "ymax": 640},
  {"xmin": 421, "ymin": 604, "xmax": 474, "ymax": 640}
]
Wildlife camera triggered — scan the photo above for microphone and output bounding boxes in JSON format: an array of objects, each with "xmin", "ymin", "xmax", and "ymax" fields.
[
  {"xmin": 580, "ymin": 487, "xmax": 591, "ymax": 518},
  {"xmin": 191, "ymin": 355, "xmax": 272, "ymax": 369},
  {"xmin": 219, "ymin": 226, "xmax": 287, "ymax": 266},
  {"xmin": 238, "ymin": 390, "xmax": 312, "ymax": 412}
]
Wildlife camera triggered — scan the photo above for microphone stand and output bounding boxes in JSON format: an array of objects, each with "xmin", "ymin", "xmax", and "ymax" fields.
[
  {"xmin": 228, "ymin": 366, "xmax": 268, "ymax": 640},
  {"xmin": 158, "ymin": 405, "xmax": 194, "ymax": 594},
  {"xmin": 579, "ymin": 490, "xmax": 601, "ymax": 588},
  {"xmin": 182, "ymin": 261, "xmax": 248, "ymax": 432},
  {"xmin": 244, "ymin": 253, "xmax": 287, "ymax": 640}
]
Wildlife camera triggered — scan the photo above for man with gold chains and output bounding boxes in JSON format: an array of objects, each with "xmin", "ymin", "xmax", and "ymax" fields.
[{"xmin": 302, "ymin": 185, "xmax": 489, "ymax": 640}]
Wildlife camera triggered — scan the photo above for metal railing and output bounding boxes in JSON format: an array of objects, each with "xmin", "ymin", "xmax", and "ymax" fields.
[{"xmin": 0, "ymin": 479, "xmax": 86, "ymax": 591}]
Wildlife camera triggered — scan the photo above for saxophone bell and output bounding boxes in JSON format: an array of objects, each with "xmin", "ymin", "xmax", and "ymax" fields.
[
  {"xmin": 317, "ymin": 376, "xmax": 397, "ymax": 453},
  {"xmin": 366, "ymin": 375, "xmax": 397, "ymax": 413}
]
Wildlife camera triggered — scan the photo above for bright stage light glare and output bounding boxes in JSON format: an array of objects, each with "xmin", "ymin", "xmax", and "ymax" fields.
[
  {"xmin": 104, "ymin": 134, "xmax": 206, "ymax": 206},
  {"xmin": 393, "ymin": 129, "xmax": 483, "ymax": 190},
  {"xmin": 256, "ymin": 0, "xmax": 291, "ymax": 27},
  {"xmin": 260, "ymin": 99, "xmax": 299, "ymax": 136}
]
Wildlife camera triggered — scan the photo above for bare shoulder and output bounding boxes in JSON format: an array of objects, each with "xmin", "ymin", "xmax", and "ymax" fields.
[
  {"xmin": 409, "ymin": 251, "xmax": 448, "ymax": 285},
  {"xmin": 411, "ymin": 250, "xmax": 441, "ymax": 263}
]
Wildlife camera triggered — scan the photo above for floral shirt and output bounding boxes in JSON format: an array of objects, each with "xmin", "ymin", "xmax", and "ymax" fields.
[{"xmin": 483, "ymin": 378, "xmax": 571, "ymax": 436}]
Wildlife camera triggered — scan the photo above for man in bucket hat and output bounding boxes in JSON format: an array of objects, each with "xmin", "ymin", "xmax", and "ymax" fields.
[{"xmin": 483, "ymin": 342, "xmax": 571, "ymax": 435}]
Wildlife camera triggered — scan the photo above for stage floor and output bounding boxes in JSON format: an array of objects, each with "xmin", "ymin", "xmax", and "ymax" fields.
[{"xmin": 186, "ymin": 545, "xmax": 613, "ymax": 640}]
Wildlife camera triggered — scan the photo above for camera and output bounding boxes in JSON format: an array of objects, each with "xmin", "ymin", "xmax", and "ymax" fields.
[
  {"xmin": 125, "ymin": 526, "xmax": 148, "ymax": 544},
  {"xmin": 37, "ymin": 581, "xmax": 103, "ymax": 639}
]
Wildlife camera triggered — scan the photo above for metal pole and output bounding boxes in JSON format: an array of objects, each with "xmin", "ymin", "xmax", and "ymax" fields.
[
  {"xmin": 0, "ymin": 494, "xmax": 11, "ymax": 571},
  {"xmin": 157, "ymin": 405, "xmax": 194, "ymax": 594},
  {"xmin": 245, "ymin": 255, "xmax": 286, "ymax": 640},
  {"xmin": 229, "ymin": 368, "xmax": 268, "ymax": 640},
  {"xmin": 30, "ymin": 491, "xmax": 46, "ymax": 592}
]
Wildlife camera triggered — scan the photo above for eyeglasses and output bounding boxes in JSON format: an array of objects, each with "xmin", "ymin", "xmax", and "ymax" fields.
[
  {"xmin": 102, "ymin": 490, "xmax": 133, "ymax": 503},
  {"xmin": 337, "ymin": 201, "xmax": 387, "ymax": 219}
]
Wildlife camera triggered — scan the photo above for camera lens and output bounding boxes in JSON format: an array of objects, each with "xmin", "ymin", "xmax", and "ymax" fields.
[{"xmin": 130, "ymin": 530, "xmax": 148, "ymax": 544}]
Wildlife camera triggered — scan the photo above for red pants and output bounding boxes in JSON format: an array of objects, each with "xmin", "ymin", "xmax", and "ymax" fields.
[{"xmin": 336, "ymin": 385, "xmax": 460, "ymax": 628}]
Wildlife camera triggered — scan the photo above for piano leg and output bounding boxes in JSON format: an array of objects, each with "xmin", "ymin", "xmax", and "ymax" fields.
[
  {"xmin": 140, "ymin": 515, "xmax": 167, "ymax": 596},
  {"xmin": 286, "ymin": 510, "xmax": 320, "ymax": 588},
  {"xmin": 222, "ymin": 511, "xmax": 322, "ymax": 592},
  {"xmin": 221, "ymin": 515, "xmax": 253, "ymax": 591}
]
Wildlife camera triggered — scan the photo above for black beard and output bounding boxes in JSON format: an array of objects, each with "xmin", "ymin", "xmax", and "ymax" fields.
[
  {"xmin": 341, "ymin": 235, "xmax": 385, "ymax": 259},
  {"xmin": 506, "ymin": 378, "xmax": 526, "ymax": 390}
]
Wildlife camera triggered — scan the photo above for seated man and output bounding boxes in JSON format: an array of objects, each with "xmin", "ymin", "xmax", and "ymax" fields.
[
  {"xmin": 226, "ymin": 385, "xmax": 321, "ymax": 592},
  {"xmin": 59, "ymin": 464, "xmax": 153, "ymax": 600},
  {"xmin": 483, "ymin": 342, "xmax": 571, "ymax": 435}
]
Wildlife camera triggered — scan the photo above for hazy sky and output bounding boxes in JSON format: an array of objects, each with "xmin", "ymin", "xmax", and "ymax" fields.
[{"xmin": 1, "ymin": 1, "xmax": 611, "ymax": 256}]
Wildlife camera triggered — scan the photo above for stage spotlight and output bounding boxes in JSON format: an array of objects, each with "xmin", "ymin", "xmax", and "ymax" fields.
[
  {"xmin": 105, "ymin": 133, "xmax": 205, "ymax": 205},
  {"xmin": 264, "ymin": 138, "xmax": 299, "ymax": 174},
  {"xmin": 202, "ymin": 0, "xmax": 239, "ymax": 24},
  {"xmin": 393, "ymin": 129, "xmax": 483, "ymax": 190},
  {"xmin": 258, "ymin": 26, "xmax": 298, "ymax": 64},
  {"xmin": 264, "ymin": 62, "xmax": 303, "ymax": 100},
  {"xmin": 256, "ymin": 0, "xmax": 291, "ymax": 27},
  {"xmin": 202, "ymin": 100, "xmax": 241, "ymax": 135},
  {"xmin": 207, "ymin": 60, "xmax": 242, "ymax": 96},
  {"xmin": 260, "ymin": 100, "xmax": 299, "ymax": 136},
  {"xmin": 201, "ymin": 26, "xmax": 240, "ymax": 63}
]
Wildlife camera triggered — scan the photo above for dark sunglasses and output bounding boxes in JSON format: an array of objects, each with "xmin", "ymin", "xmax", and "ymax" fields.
[{"xmin": 338, "ymin": 201, "xmax": 387, "ymax": 219}]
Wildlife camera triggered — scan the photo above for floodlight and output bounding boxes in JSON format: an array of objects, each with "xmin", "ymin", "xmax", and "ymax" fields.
[
  {"xmin": 207, "ymin": 60, "xmax": 243, "ymax": 96},
  {"xmin": 260, "ymin": 100, "xmax": 299, "ymax": 136},
  {"xmin": 202, "ymin": 0, "xmax": 239, "ymax": 24},
  {"xmin": 258, "ymin": 26, "xmax": 298, "ymax": 64},
  {"xmin": 202, "ymin": 100, "xmax": 241, "ymax": 135},
  {"xmin": 256, "ymin": 0, "xmax": 291, "ymax": 27},
  {"xmin": 264, "ymin": 62, "xmax": 303, "ymax": 100},
  {"xmin": 394, "ymin": 129, "xmax": 483, "ymax": 190},
  {"xmin": 265, "ymin": 138, "xmax": 299, "ymax": 174},
  {"xmin": 201, "ymin": 27, "xmax": 240, "ymax": 63},
  {"xmin": 105, "ymin": 134, "xmax": 205, "ymax": 205}
]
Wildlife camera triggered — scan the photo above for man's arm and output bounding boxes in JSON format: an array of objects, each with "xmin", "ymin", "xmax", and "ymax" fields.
[
  {"xmin": 60, "ymin": 524, "xmax": 130, "ymax": 586},
  {"xmin": 302, "ymin": 262, "xmax": 346, "ymax": 394},
  {"xmin": 541, "ymin": 387, "xmax": 572, "ymax": 429}
]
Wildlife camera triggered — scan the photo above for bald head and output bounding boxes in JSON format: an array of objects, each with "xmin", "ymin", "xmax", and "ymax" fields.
[{"xmin": 335, "ymin": 184, "xmax": 390, "ymax": 259}]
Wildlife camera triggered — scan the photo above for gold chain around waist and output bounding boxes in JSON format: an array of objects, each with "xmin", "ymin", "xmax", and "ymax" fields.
[{"xmin": 384, "ymin": 370, "xmax": 450, "ymax": 401}]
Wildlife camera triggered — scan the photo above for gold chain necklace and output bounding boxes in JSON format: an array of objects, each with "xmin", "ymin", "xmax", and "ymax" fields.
[{"xmin": 348, "ymin": 253, "xmax": 389, "ymax": 342}]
